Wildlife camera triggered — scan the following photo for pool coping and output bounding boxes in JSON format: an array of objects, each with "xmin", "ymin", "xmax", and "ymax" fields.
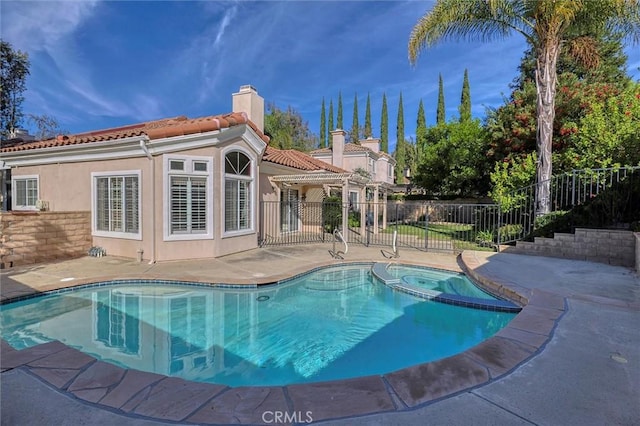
[{"xmin": 0, "ymin": 252, "xmax": 567, "ymax": 424}]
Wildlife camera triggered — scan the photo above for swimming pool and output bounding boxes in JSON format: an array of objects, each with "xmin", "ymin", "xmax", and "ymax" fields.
[{"xmin": 0, "ymin": 264, "xmax": 516, "ymax": 387}]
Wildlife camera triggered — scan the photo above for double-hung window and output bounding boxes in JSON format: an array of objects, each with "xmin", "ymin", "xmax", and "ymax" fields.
[
  {"xmin": 224, "ymin": 151, "xmax": 253, "ymax": 234},
  {"xmin": 11, "ymin": 175, "xmax": 39, "ymax": 210},
  {"xmin": 92, "ymin": 171, "xmax": 141, "ymax": 239},
  {"xmin": 164, "ymin": 155, "xmax": 213, "ymax": 241}
]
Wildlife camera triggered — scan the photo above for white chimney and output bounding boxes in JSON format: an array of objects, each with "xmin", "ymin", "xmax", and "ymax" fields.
[
  {"xmin": 232, "ymin": 85, "xmax": 264, "ymax": 133},
  {"xmin": 330, "ymin": 129, "xmax": 346, "ymax": 169}
]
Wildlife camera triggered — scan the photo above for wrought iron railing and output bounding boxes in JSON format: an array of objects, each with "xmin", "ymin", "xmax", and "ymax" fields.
[
  {"xmin": 259, "ymin": 200, "xmax": 500, "ymax": 252},
  {"xmin": 497, "ymin": 166, "xmax": 640, "ymax": 243}
]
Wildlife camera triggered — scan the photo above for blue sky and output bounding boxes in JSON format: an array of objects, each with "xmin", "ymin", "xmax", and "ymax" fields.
[{"xmin": 3, "ymin": 1, "xmax": 639, "ymax": 153}]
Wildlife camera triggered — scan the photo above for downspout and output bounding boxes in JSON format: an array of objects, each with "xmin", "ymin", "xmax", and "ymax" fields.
[{"xmin": 140, "ymin": 139, "xmax": 156, "ymax": 264}]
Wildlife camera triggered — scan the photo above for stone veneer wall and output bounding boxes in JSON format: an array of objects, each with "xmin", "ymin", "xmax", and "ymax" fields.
[
  {"xmin": 506, "ymin": 228, "xmax": 637, "ymax": 269},
  {"xmin": 0, "ymin": 211, "xmax": 91, "ymax": 268}
]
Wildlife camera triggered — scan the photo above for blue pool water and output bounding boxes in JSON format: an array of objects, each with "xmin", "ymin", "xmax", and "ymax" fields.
[
  {"xmin": 0, "ymin": 264, "xmax": 515, "ymax": 387},
  {"xmin": 387, "ymin": 265, "xmax": 496, "ymax": 299}
]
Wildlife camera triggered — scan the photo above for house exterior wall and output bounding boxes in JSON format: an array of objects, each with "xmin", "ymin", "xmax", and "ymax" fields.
[
  {"xmin": 342, "ymin": 153, "xmax": 369, "ymax": 176},
  {"xmin": 11, "ymin": 157, "xmax": 154, "ymax": 261},
  {"xmin": 8, "ymin": 137, "xmax": 263, "ymax": 262},
  {"xmin": 376, "ymin": 157, "xmax": 393, "ymax": 184},
  {"xmin": 310, "ymin": 151, "xmax": 394, "ymax": 185}
]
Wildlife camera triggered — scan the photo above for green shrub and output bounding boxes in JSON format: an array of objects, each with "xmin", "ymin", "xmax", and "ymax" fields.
[
  {"xmin": 322, "ymin": 196, "xmax": 342, "ymax": 233},
  {"xmin": 489, "ymin": 153, "xmax": 536, "ymax": 211},
  {"xmin": 348, "ymin": 211, "xmax": 361, "ymax": 228},
  {"xmin": 475, "ymin": 230, "xmax": 494, "ymax": 247},
  {"xmin": 532, "ymin": 210, "xmax": 571, "ymax": 238},
  {"xmin": 497, "ymin": 224, "xmax": 523, "ymax": 242}
]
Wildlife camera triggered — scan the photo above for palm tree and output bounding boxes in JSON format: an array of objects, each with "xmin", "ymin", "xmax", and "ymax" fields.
[{"xmin": 409, "ymin": 0, "xmax": 639, "ymax": 215}]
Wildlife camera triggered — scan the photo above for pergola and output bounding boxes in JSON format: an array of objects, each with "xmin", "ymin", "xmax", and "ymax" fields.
[{"xmin": 268, "ymin": 172, "xmax": 392, "ymax": 236}]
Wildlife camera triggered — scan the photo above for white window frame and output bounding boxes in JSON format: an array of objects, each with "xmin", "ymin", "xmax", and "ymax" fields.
[
  {"xmin": 163, "ymin": 155, "xmax": 214, "ymax": 241},
  {"xmin": 221, "ymin": 147, "xmax": 255, "ymax": 237},
  {"xmin": 91, "ymin": 170, "xmax": 142, "ymax": 240},
  {"xmin": 11, "ymin": 175, "xmax": 39, "ymax": 211}
]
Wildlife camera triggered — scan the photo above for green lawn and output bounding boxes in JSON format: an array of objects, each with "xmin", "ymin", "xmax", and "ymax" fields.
[{"xmin": 382, "ymin": 222, "xmax": 495, "ymax": 252}]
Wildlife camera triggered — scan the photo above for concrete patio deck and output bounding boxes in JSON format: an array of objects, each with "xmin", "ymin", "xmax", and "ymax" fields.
[{"xmin": 1, "ymin": 245, "xmax": 638, "ymax": 425}]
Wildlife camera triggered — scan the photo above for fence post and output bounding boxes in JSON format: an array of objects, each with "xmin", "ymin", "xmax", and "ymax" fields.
[
  {"xmin": 571, "ymin": 170, "xmax": 576, "ymax": 207},
  {"xmin": 424, "ymin": 204, "xmax": 429, "ymax": 250},
  {"xmin": 366, "ymin": 203, "xmax": 371, "ymax": 247},
  {"xmin": 496, "ymin": 204, "xmax": 502, "ymax": 247},
  {"xmin": 395, "ymin": 203, "xmax": 398, "ymax": 232}
]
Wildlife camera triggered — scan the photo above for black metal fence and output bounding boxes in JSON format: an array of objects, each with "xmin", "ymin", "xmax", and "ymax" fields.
[
  {"xmin": 498, "ymin": 166, "xmax": 640, "ymax": 243},
  {"xmin": 259, "ymin": 167, "xmax": 639, "ymax": 251},
  {"xmin": 259, "ymin": 200, "xmax": 500, "ymax": 252}
]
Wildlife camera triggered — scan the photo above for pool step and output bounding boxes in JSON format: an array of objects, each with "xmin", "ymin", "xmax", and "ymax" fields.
[{"xmin": 371, "ymin": 263, "xmax": 521, "ymax": 313}]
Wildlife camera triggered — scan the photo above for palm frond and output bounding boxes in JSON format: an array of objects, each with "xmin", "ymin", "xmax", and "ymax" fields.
[
  {"xmin": 409, "ymin": 0, "xmax": 640, "ymax": 65},
  {"xmin": 408, "ymin": 0, "xmax": 535, "ymax": 65}
]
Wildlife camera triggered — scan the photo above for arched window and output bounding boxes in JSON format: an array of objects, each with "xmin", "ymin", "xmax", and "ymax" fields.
[{"xmin": 224, "ymin": 151, "xmax": 253, "ymax": 232}]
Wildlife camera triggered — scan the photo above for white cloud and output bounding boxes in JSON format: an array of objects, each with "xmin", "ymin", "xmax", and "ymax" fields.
[
  {"xmin": 1, "ymin": 1, "xmax": 100, "ymax": 53},
  {"xmin": 3, "ymin": 1, "xmax": 164, "ymax": 125}
]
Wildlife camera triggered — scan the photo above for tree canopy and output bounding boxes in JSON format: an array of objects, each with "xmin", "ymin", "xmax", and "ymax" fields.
[
  {"xmin": 380, "ymin": 93, "xmax": 389, "ymax": 152},
  {"xmin": 351, "ymin": 93, "xmax": 359, "ymax": 143},
  {"xmin": 436, "ymin": 73, "xmax": 445, "ymax": 124},
  {"xmin": 264, "ymin": 103, "xmax": 317, "ymax": 151},
  {"xmin": 337, "ymin": 91, "xmax": 344, "ymax": 130},
  {"xmin": 459, "ymin": 69, "xmax": 471, "ymax": 122},
  {"xmin": 409, "ymin": 0, "xmax": 640, "ymax": 214},
  {"xmin": 413, "ymin": 119, "xmax": 490, "ymax": 197},
  {"xmin": 395, "ymin": 92, "xmax": 406, "ymax": 183},
  {"xmin": 328, "ymin": 99, "xmax": 334, "ymax": 146},
  {"xmin": 319, "ymin": 98, "xmax": 326, "ymax": 148},
  {"xmin": 416, "ymin": 99, "xmax": 427, "ymax": 164},
  {"xmin": 364, "ymin": 93, "xmax": 372, "ymax": 138},
  {"xmin": 1, "ymin": 40, "xmax": 30, "ymax": 139}
]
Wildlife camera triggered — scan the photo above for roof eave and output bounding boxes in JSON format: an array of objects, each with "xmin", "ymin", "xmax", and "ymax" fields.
[{"xmin": 1, "ymin": 135, "xmax": 150, "ymax": 167}]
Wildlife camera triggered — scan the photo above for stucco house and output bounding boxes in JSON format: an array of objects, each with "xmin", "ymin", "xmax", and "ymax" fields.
[
  {"xmin": 309, "ymin": 132, "xmax": 395, "ymax": 206},
  {"xmin": 0, "ymin": 86, "xmax": 374, "ymax": 263}
]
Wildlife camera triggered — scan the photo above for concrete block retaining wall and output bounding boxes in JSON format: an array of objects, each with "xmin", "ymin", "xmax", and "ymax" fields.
[
  {"xmin": 506, "ymin": 228, "xmax": 638, "ymax": 270},
  {"xmin": 0, "ymin": 211, "xmax": 91, "ymax": 268}
]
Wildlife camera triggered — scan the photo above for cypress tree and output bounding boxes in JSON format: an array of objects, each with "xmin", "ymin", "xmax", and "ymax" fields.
[
  {"xmin": 337, "ymin": 91, "xmax": 344, "ymax": 130},
  {"xmin": 328, "ymin": 99, "xmax": 334, "ymax": 147},
  {"xmin": 319, "ymin": 97, "xmax": 326, "ymax": 148},
  {"xmin": 416, "ymin": 99, "xmax": 427, "ymax": 163},
  {"xmin": 351, "ymin": 93, "xmax": 359, "ymax": 143},
  {"xmin": 437, "ymin": 73, "xmax": 446, "ymax": 124},
  {"xmin": 364, "ymin": 93, "xmax": 372, "ymax": 138},
  {"xmin": 380, "ymin": 93, "xmax": 388, "ymax": 152},
  {"xmin": 459, "ymin": 69, "xmax": 471, "ymax": 122},
  {"xmin": 395, "ymin": 92, "xmax": 406, "ymax": 184}
]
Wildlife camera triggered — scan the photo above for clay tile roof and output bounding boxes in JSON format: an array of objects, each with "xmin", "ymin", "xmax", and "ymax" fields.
[
  {"xmin": 262, "ymin": 146, "xmax": 346, "ymax": 173},
  {"xmin": 1, "ymin": 112, "xmax": 269, "ymax": 153}
]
